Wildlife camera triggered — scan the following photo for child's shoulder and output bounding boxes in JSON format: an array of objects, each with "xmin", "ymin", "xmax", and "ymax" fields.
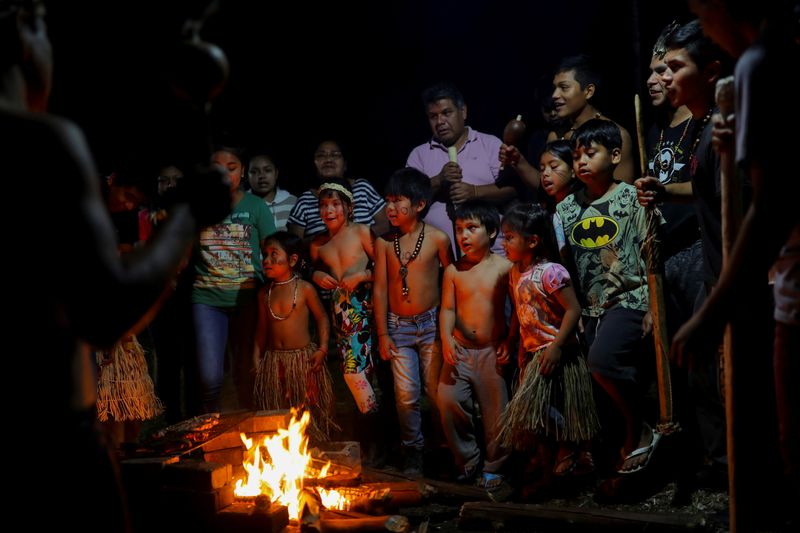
[
  {"xmin": 298, "ymin": 278, "xmax": 317, "ymax": 294},
  {"xmin": 491, "ymin": 253, "xmax": 513, "ymax": 272},
  {"xmin": 310, "ymin": 232, "xmax": 331, "ymax": 250},
  {"xmin": 425, "ymin": 224, "xmax": 450, "ymax": 244}
]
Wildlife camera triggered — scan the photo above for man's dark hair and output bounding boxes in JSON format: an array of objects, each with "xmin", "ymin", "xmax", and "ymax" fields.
[
  {"xmin": 422, "ymin": 82, "xmax": 465, "ymax": 109},
  {"xmin": 572, "ymin": 118, "xmax": 622, "ymax": 152},
  {"xmin": 556, "ymin": 54, "xmax": 601, "ymax": 92},
  {"xmin": 384, "ymin": 167, "xmax": 432, "ymax": 217},
  {"xmin": 454, "ymin": 200, "xmax": 501, "ymax": 245},
  {"xmin": 652, "ymin": 20, "xmax": 681, "ymax": 59},
  {"xmin": 665, "ymin": 19, "xmax": 726, "ymax": 70}
]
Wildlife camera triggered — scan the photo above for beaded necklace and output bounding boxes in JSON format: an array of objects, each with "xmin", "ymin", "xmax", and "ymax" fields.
[
  {"xmin": 561, "ymin": 112, "xmax": 603, "ymax": 140},
  {"xmin": 267, "ymin": 275, "xmax": 298, "ymax": 321},
  {"xmin": 688, "ymin": 109, "xmax": 714, "ymax": 175},
  {"xmin": 393, "ymin": 222, "xmax": 426, "ymax": 298},
  {"xmin": 656, "ymin": 116, "xmax": 693, "ymax": 157}
]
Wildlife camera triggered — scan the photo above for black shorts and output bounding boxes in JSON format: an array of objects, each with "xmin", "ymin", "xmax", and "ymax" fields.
[{"xmin": 583, "ymin": 306, "xmax": 648, "ymax": 384}]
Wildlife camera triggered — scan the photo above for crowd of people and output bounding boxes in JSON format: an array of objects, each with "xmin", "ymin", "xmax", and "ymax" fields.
[{"xmin": 4, "ymin": 0, "xmax": 796, "ymax": 530}]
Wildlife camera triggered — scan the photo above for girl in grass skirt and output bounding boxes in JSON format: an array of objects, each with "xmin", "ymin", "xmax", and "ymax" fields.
[
  {"xmin": 253, "ymin": 232, "xmax": 338, "ymax": 442},
  {"xmin": 498, "ymin": 203, "xmax": 599, "ymax": 476}
]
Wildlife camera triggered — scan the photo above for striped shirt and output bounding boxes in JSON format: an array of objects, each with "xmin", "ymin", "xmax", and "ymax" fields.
[
  {"xmin": 249, "ymin": 188, "xmax": 297, "ymax": 232},
  {"xmin": 287, "ymin": 178, "xmax": 385, "ymax": 237}
]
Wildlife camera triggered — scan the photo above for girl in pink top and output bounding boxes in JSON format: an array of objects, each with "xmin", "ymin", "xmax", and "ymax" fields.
[{"xmin": 498, "ymin": 203, "xmax": 599, "ymax": 477}]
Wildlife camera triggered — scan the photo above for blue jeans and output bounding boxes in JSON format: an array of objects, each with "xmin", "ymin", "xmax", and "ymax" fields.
[
  {"xmin": 388, "ymin": 307, "xmax": 442, "ymax": 450},
  {"xmin": 193, "ymin": 301, "xmax": 257, "ymax": 414}
]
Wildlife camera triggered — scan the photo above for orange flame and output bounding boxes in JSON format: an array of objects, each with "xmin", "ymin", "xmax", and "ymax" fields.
[{"xmin": 233, "ymin": 409, "xmax": 348, "ymax": 519}]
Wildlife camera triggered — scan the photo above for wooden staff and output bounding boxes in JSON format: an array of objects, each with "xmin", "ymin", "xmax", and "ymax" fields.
[
  {"xmin": 634, "ymin": 94, "xmax": 677, "ymax": 434},
  {"xmin": 715, "ymin": 75, "xmax": 742, "ymax": 533}
]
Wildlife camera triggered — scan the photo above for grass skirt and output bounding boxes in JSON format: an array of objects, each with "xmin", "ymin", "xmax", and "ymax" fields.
[
  {"xmin": 96, "ymin": 336, "xmax": 163, "ymax": 422},
  {"xmin": 254, "ymin": 343, "xmax": 339, "ymax": 441},
  {"xmin": 497, "ymin": 345, "xmax": 599, "ymax": 448}
]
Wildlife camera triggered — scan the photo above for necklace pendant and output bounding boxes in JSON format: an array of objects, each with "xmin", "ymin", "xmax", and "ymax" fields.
[{"xmin": 399, "ymin": 266, "xmax": 408, "ymax": 278}]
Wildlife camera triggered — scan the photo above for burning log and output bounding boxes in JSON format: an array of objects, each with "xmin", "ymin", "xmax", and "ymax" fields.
[
  {"xmin": 318, "ymin": 510, "xmax": 410, "ymax": 532},
  {"xmin": 216, "ymin": 499, "xmax": 289, "ymax": 533}
]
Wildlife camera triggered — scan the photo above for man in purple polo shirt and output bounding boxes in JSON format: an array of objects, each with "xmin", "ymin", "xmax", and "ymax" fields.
[{"xmin": 407, "ymin": 83, "xmax": 516, "ymax": 256}]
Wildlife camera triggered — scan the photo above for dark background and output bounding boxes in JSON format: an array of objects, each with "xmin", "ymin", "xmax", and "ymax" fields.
[{"xmin": 46, "ymin": 0, "xmax": 690, "ymax": 195}]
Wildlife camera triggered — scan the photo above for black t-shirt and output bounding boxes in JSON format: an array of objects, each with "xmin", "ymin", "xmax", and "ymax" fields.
[{"xmin": 646, "ymin": 118, "xmax": 700, "ymax": 256}]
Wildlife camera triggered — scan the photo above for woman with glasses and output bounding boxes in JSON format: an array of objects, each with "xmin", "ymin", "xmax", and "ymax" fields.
[{"xmin": 287, "ymin": 139, "xmax": 388, "ymax": 239}]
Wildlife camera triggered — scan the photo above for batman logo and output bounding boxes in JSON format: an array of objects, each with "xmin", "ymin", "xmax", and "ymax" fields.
[{"xmin": 570, "ymin": 216, "xmax": 619, "ymax": 248}]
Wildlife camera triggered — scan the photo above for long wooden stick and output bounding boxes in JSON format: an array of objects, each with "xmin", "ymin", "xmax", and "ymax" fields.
[
  {"xmin": 634, "ymin": 94, "xmax": 676, "ymax": 433},
  {"xmin": 715, "ymin": 75, "xmax": 742, "ymax": 533}
]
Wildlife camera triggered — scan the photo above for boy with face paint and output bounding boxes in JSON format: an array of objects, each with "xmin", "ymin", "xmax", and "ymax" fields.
[{"xmin": 373, "ymin": 167, "xmax": 453, "ymax": 476}]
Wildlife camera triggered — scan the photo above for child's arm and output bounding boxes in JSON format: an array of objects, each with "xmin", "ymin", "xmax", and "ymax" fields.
[
  {"xmin": 497, "ymin": 279, "xmax": 518, "ymax": 365},
  {"xmin": 305, "ymin": 283, "xmax": 330, "ymax": 372},
  {"xmin": 252, "ymin": 286, "xmax": 269, "ymax": 371},
  {"xmin": 373, "ymin": 238, "xmax": 397, "ymax": 361},
  {"xmin": 439, "ymin": 264, "xmax": 459, "ymax": 365},
  {"xmin": 437, "ymin": 232, "xmax": 456, "ymax": 269},
  {"xmin": 539, "ymin": 284, "xmax": 581, "ymax": 376}
]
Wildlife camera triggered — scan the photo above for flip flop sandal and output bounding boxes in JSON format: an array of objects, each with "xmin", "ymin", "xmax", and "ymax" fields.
[
  {"xmin": 617, "ymin": 429, "xmax": 662, "ymax": 475},
  {"xmin": 553, "ymin": 452, "xmax": 577, "ymax": 476},
  {"xmin": 480, "ymin": 473, "xmax": 514, "ymax": 503},
  {"xmin": 572, "ymin": 450, "xmax": 596, "ymax": 477}
]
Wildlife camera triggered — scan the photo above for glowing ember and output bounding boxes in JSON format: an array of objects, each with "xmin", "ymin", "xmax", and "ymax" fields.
[{"xmin": 233, "ymin": 409, "xmax": 348, "ymax": 519}]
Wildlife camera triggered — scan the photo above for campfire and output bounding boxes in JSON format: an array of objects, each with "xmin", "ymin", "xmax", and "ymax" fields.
[{"xmin": 233, "ymin": 409, "xmax": 351, "ymax": 520}]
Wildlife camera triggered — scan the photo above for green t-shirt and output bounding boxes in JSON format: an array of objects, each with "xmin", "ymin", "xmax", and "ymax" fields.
[
  {"xmin": 192, "ymin": 194, "xmax": 276, "ymax": 307},
  {"xmin": 556, "ymin": 182, "xmax": 653, "ymax": 317}
]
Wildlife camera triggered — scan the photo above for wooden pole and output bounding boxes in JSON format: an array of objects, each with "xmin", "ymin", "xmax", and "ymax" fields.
[
  {"xmin": 634, "ymin": 94, "xmax": 677, "ymax": 433},
  {"xmin": 714, "ymin": 75, "xmax": 742, "ymax": 533}
]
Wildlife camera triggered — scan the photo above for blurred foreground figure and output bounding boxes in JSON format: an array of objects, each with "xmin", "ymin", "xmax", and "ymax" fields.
[{"xmin": 0, "ymin": 2, "xmax": 230, "ymax": 530}]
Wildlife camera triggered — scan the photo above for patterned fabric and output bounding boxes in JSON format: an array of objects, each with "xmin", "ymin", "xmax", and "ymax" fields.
[
  {"xmin": 510, "ymin": 260, "xmax": 572, "ymax": 354},
  {"xmin": 192, "ymin": 194, "xmax": 276, "ymax": 307},
  {"xmin": 556, "ymin": 182, "xmax": 651, "ymax": 317},
  {"xmin": 287, "ymin": 179, "xmax": 385, "ymax": 237},
  {"xmin": 331, "ymin": 283, "xmax": 373, "ymax": 374}
]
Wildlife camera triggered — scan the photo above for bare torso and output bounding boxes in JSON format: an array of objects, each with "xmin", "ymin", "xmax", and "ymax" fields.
[
  {"xmin": 381, "ymin": 225, "xmax": 451, "ymax": 316},
  {"xmin": 451, "ymin": 253, "xmax": 511, "ymax": 346},
  {"xmin": 312, "ymin": 223, "xmax": 372, "ymax": 281},
  {"xmin": 262, "ymin": 279, "xmax": 315, "ymax": 350}
]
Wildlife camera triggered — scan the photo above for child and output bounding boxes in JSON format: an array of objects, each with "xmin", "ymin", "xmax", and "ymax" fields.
[
  {"xmin": 439, "ymin": 200, "xmax": 513, "ymax": 499},
  {"xmin": 247, "ymin": 152, "xmax": 297, "ymax": 232},
  {"xmin": 556, "ymin": 119, "xmax": 657, "ymax": 475},
  {"xmin": 497, "ymin": 203, "xmax": 599, "ymax": 478},
  {"xmin": 374, "ymin": 168, "xmax": 454, "ymax": 476},
  {"xmin": 253, "ymin": 231, "xmax": 337, "ymax": 442},
  {"xmin": 539, "ymin": 140, "xmax": 580, "ymax": 260},
  {"xmin": 310, "ymin": 179, "xmax": 378, "ymax": 415},
  {"xmin": 192, "ymin": 146, "xmax": 276, "ymax": 414}
]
